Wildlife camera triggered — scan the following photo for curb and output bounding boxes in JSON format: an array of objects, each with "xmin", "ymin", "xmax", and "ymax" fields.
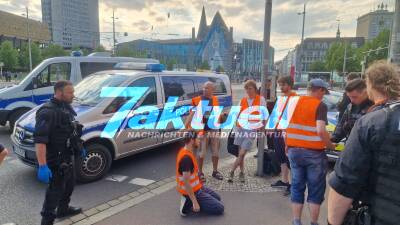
[{"xmin": 55, "ymin": 154, "xmax": 240, "ymax": 225}]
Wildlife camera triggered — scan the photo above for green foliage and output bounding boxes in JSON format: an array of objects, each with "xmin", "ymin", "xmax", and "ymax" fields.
[
  {"xmin": 310, "ymin": 61, "xmax": 327, "ymax": 72},
  {"xmin": 216, "ymin": 65, "xmax": 225, "ymax": 73},
  {"xmin": 94, "ymin": 45, "xmax": 106, "ymax": 52},
  {"xmin": 41, "ymin": 44, "xmax": 67, "ymax": 59},
  {"xmin": 19, "ymin": 43, "xmax": 42, "ymax": 70},
  {"xmin": 357, "ymin": 29, "xmax": 390, "ymax": 67},
  {"xmin": 116, "ymin": 46, "xmax": 147, "ymax": 58},
  {"xmin": 0, "ymin": 41, "xmax": 18, "ymax": 71},
  {"xmin": 166, "ymin": 58, "xmax": 177, "ymax": 70},
  {"xmin": 198, "ymin": 61, "xmax": 210, "ymax": 70},
  {"xmin": 325, "ymin": 42, "xmax": 360, "ymax": 74}
]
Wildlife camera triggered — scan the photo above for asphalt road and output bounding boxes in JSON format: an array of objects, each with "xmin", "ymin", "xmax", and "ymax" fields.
[{"xmin": 0, "ymin": 84, "xmax": 248, "ymax": 225}]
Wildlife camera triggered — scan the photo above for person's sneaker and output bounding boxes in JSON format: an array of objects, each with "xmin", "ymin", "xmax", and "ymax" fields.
[
  {"xmin": 271, "ymin": 180, "xmax": 289, "ymax": 188},
  {"xmin": 283, "ymin": 184, "xmax": 291, "ymax": 196},
  {"xmin": 212, "ymin": 171, "xmax": 224, "ymax": 180},
  {"xmin": 179, "ymin": 196, "xmax": 188, "ymax": 217},
  {"xmin": 227, "ymin": 171, "xmax": 234, "ymax": 183},
  {"xmin": 292, "ymin": 218, "xmax": 302, "ymax": 225},
  {"xmin": 239, "ymin": 172, "xmax": 245, "ymax": 183}
]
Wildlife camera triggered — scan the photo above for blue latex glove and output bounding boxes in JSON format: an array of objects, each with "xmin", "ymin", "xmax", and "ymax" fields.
[
  {"xmin": 38, "ymin": 164, "xmax": 52, "ymax": 184},
  {"xmin": 81, "ymin": 148, "xmax": 87, "ymax": 159}
]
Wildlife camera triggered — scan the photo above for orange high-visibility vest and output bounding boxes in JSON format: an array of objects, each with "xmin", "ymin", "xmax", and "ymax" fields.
[
  {"xmin": 190, "ymin": 96, "xmax": 220, "ymax": 135},
  {"xmin": 286, "ymin": 96, "xmax": 326, "ymax": 150},
  {"xmin": 237, "ymin": 95, "xmax": 262, "ymax": 128},
  {"xmin": 176, "ymin": 148, "xmax": 202, "ymax": 195}
]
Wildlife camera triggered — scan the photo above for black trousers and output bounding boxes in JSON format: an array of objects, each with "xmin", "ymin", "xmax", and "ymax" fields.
[{"xmin": 41, "ymin": 161, "xmax": 75, "ymax": 224}]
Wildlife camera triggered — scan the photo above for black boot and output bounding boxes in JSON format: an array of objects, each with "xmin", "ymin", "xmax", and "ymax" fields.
[
  {"xmin": 56, "ymin": 206, "xmax": 82, "ymax": 218},
  {"xmin": 41, "ymin": 218, "xmax": 54, "ymax": 225}
]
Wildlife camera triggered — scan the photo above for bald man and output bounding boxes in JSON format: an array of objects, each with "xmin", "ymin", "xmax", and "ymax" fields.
[{"xmin": 185, "ymin": 82, "xmax": 224, "ymax": 181}]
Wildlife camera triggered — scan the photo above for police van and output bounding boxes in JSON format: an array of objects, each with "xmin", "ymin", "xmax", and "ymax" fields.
[
  {"xmin": 11, "ymin": 63, "xmax": 232, "ymax": 183},
  {"xmin": 0, "ymin": 54, "xmax": 159, "ymax": 131}
]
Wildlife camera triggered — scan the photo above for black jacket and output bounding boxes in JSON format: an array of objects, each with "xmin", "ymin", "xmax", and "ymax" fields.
[
  {"xmin": 33, "ymin": 98, "xmax": 76, "ymax": 166},
  {"xmin": 328, "ymin": 101, "xmax": 400, "ymax": 199},
  {"xmin": 331, "ymin": 99, "xmax": 373, "ymax": 143}
]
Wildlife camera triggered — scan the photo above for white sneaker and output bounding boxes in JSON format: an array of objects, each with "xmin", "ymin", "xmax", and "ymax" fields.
[{"xmin": 179, "ymin": 196, "xmax": 188, "ymax": 216}]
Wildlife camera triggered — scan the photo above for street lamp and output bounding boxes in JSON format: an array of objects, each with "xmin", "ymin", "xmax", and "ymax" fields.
[
  {"xmin": 22, "ymin": 7, "xmax": 32, "ymax": 71},
  {"xmin": 297, "ymin": 3, "xmax": 306, "ymax": 82},
  {"xmin": 111, "ymin": 9, "xmax": 119, "ymax": 56}
]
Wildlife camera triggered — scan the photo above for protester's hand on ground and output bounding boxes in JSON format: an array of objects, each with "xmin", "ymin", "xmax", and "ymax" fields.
[{"xmin": 192, "ymin": 201, "xmax": 200, "ymax": 212}]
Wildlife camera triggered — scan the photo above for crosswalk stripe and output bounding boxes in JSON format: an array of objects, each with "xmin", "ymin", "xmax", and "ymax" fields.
[
  {"xmin": 129, "ymin": 178, "xmax": 155, "ymax": 186},
  {"xmin": 105, "ymin": 175, "xmax": 129, "ymax": 182}
]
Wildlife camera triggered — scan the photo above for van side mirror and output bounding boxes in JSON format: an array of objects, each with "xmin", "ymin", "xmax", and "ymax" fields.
[{"xmin": 32, "ymin": 77, "xmax": 38, "ymax": 89}]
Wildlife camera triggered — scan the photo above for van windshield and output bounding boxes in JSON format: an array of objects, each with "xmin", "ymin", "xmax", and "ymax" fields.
[{"xmin": 74, "ymin": 73, "xmax": 129, "ymax": 106}]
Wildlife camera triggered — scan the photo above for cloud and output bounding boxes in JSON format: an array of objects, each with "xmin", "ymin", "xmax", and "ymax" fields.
[{"xmin": 1, "ymin": 0, "xmax": 394, "ymax": 60}]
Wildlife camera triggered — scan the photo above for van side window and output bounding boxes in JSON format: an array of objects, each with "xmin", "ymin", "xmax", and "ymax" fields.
[
  {"xmin": 103, "ymin": 77, "xmax": 157, "ymax": 114},
  {"xmin": 162, "ymin": 76, "xmax": 196, "ymax": 101},
  {"xmin": 193, "ymin": 77, "xmax": 227, "ymax": 96},
  {"xmin": 35, "ymin": 63, "xmax": 71, "ymax": 88},
  {"xmin": 80, "ymin": 62, "xmax": 117, "ymax": 78}
]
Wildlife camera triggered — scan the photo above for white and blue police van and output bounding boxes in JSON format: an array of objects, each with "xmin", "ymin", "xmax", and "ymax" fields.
[
  {"xmin": 0, "ymin": 53, "xmax": 159, "ymax": 131},
  {"xmin": 11, "ymin": 63, "xmax": 233, "ymax": 183}
]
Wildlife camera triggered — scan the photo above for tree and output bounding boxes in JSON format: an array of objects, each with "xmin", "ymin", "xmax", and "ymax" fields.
[
  {"xmin": 357, "ymin": 29, "xmax": 390, "ymax": 67},
  {"xmin": 215, "ymin": 65, "xmax": 225, "ymax": 73},
  {"xmin": 94, "ymin": 45, "xmax": 106, "ymax": 52},
  {"xmin": 166, "ymin": 58, "xmax": 177, "ymax": 70},
  {"xmin": 325, "ymin": 42, "xmax": 360, "ymax": 74},
  {"xmin": 19, "ymin": 43, "xmax": 42, "ymax": 70},
  {"xmin": 0, "ymin": 41, "xmax": 18, "ymax": 71},
  {"xmin": 198, "ymin": 61, "xmax": 210, "ymax": 70},
  {"xmin": 310, "ymin": 61, "xmax": 327, "ymax": 72},
  {"xmin": 41, "ymin": 44, "xmax": 67, "ymax": 59},
  {"xmin": 116, "ymin": 46, "xmax": 147, "ymax": 58}
]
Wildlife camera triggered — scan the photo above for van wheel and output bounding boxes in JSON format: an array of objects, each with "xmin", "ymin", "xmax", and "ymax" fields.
[
  {"xmin": 75, "ymin": 143, "xmax": 112, "ymax": 183},
  {"xmin": 9, "ymin": 108, "xmax": 29, "ymax": 132}
]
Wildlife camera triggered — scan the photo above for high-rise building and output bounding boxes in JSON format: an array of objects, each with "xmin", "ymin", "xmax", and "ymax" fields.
[
  {"xmin": 0, "ymin": 10, "xmax": 50, "ymax": 48},
  {"xmin": 41, "ymin": 0, "xmax": 100, "ymax": 49},
  {"xmin": 356, "ymin": 2, "xmax": 394, "ymax": 41}
]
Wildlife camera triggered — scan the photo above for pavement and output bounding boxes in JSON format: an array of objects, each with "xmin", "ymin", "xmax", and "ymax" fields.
[{"xmin": 55, "ymin": 153, "xmax": 328, "ymax": 225}]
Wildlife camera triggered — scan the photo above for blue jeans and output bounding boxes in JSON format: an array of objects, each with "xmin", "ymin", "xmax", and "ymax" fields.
[
  {"xmin": 288, "ymin": 147, "xmax": 328, "ymax": 205},
  {"xmin": 183, "ymin": 186, "xmax": 224, "ymax": 215}
]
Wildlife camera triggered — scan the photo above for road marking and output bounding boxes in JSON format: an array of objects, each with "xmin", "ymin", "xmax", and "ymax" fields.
[
  {"xmin": 129, "ymin": 178, "xmax": 155, "ymax": 186},
  {"xmin": 8, "ymin": 159, "xmax": 21, "ymax": 165},
  {"xmin": 105, "ymin": 175, "xmax": 128, "ymax": 183}
]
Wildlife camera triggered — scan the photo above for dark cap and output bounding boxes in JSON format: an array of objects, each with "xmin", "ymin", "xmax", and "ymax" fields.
[{"xmin": 309, "ymin": 79, "xmax": 330, "ymax": 94}]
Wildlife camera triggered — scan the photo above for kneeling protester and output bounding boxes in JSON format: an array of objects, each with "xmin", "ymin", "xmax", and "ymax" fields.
[{"xmin": 176, "ymin": 132, "xmax": 224, "ymax": 216}]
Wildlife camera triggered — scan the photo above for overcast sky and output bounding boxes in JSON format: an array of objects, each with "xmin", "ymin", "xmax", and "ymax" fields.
[{"xmin": 0, "ymin": 0, "xmax": 396, "ymax": 60}]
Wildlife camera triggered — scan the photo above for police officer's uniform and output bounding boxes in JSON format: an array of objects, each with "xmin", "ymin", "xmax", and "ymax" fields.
[
  {"xmin": 331, "ymin": 99, "xmax": 373, "ymax": 143},
  {"xmin": 329, "ymin": 101, "xmax": 400, "ymax": 225},
  {"xmin": 34, "ymin": 98, "xmax": 81, "ymax": 224}
]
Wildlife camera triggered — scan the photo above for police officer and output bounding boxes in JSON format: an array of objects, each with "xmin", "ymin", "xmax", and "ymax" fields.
[
  {"xmin": 337, "ymin": 72, "xmax": 361, "ymax": 121},
  {"xmin": 328, "ymin": 61, "xmax": 400, "ymax": 225},
  {"xmin": 331, "ymin": 79, "xmax": 373, "ymax": 143},
  {"xmin": 34, "ymin": 80, "xmax": 85, "ymax": 225}
]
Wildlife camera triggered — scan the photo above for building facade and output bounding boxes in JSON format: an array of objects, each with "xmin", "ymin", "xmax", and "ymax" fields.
[
  {"xmin": 238, "ymin": 39, "xmax": 274, "ymax": 80},
  {"xmin": 118, "ymin": 7, "xmax": 233, "ymax": 73},
  {"xmin": 356, "ymin": 3, "xmax": 393, "ymax": 41},
  {"xmin": 41, "ymin": 0, "xmax": 100, "ymax": 49},
  {"xmin": 118, "ymin": 7, "xmax": 275, "ymax": 76},
  {"xmin": 298, "ymin": 36, "xmax": 365, "ymax": 73},
  {"xmin": 0, "ymin": 10, "xmax": 50, "ymax": 48}
]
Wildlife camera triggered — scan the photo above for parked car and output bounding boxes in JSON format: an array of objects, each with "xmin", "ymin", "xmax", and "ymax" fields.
[{"xmin": 11, "ymin": 63, "xmax": 233, "ymax": 183}]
